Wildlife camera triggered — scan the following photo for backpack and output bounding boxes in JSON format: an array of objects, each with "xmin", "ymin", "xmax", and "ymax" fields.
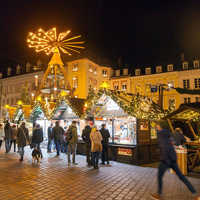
[{"xmin": 65, "ymin": 127, "xmax": 73, "ymax": 143}]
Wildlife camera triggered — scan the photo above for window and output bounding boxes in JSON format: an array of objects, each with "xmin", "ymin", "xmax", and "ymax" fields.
[
  {"xmin": 196, "ymin": 97, "xmax": 200, "ymax": 102},
  {"xmin": 0, "ymin": 73, "xmax": 2, "ymax": 79},
  {"xmin": 123, "ymin": 68, "xmax": 128, "ymax": 76},
  {"xmin": 72, "ymin": 63, "xmax": 78, "ymax": 72},
  {"xmin": 193, "ymin": 60, "xmax": 199, "ymax": 69},
  {"xmin": 194, "ymin": 78, "xmax": 200, "ymax": 88},
  {"xmin": 113, "ymin": 82, "xmax": 119, "ymax": 90},
  {"xmin": 167, "ymin": 64, "xmax": 173, "ymax": 72},
  {"xmin": 72, "ymin": 77, "xmax": 78, "ymax": 88},
  {"xmin": 94, "ymin": 69, "xmax": 97, "ymax": 75},
  {"xmin": 145, "ymin": 67, "xmax": 151, "ymax": 75},
  {"xmin": 115, "ymin": 70, "xmax": 120, "ymax": 77},
  {"xmin": 156, "ymin": 66, "xmax": 162, "ymax": 73},
  {"xmin": 16, "ymin": 65, "xmax": 21, "ymax": 75},
  {"xmin": 168, "ymin": 99, "xmax": 175, "ymax": 111},
  {"xmin": 184, "ymin": 97, "xmax": 191, "ymax": 104},
  {"xmin": 183, "ymin": 79, "xmax": 190, "ymax": 89},
  {"xmin": 121, "ymin": 83, "xmax": 127, "ymax": 90},
  {"xmin": 102, "ymin": 69, "xmax": 108, "ymax": 77},
  {"xmin": 135, "ymin": 69, "xmax": 141, "ymax": 76},
  {"xmin": 183, "ymin": 62, "xmax": 189, "ymax": 70},
  {"xmin": 89, "ymin": 64, "xmax": 93, "ymax": 73}
]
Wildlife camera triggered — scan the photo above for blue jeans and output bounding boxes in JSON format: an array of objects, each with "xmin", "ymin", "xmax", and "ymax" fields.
[
  {"xmin": 5, "ymin": 139, "xmax": 11, "ymax": 153},
  {"xmin": 18, "ymin": 147, "xmax": 24, "ymax": 158},
  {"xmin": 92, "ymin": 152, "xmax": 100, "ymax": 167},
  {"xmin": 47, "ymin": 139, "xmax": 53, "ymax": 152},
  {"xmin": 55, "ymin": 140, "xmax": 61, "ymax": 155},
  {"xmin": 158, "ymin": 161, "xmax": 196, "ymax": 195}
]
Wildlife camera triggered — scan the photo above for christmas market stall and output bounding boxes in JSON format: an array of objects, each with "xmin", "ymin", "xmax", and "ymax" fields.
[
  {"xmin": 78, "ymin": 88, "xmax": 164, "ymax": 165},
  {"xmin": 165, "ymin": 103, "xmax": 200, "ymax": 172}
]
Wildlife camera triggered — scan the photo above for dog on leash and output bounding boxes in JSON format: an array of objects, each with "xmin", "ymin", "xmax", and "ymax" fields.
[{"xmin": 32, "ymin": 148, "xmax": 42, "ymax": 163}]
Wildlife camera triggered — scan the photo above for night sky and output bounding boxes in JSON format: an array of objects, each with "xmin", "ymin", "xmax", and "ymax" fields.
[{"xmin": 1, "ymin": 0, "xmax": 200, "ymax": 68}]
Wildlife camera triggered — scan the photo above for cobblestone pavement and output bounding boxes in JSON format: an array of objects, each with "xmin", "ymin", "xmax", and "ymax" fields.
[{"xmin": 0, "ymin": 146, "xmax": 199, "ymax": 200}]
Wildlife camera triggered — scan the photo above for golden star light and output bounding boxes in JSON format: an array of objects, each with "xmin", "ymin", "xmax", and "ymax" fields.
[{"xmin": 27, "ymin": 27, "xmax": 84, "ymax": 55}]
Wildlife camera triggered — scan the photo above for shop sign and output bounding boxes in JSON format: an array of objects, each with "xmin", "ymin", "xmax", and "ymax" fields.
[
  {"xmin": 95, "ymin": 117, "xmax": 103, "ymax": 120},
  {"xmin": 118, "ymin": 148, "xmax": 132, "ymax": 156}
]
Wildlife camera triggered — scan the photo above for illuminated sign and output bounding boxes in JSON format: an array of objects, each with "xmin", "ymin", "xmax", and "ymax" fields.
[{"xmin": 118, "ymin": 148, "xmax": 132, "ymax": 156}]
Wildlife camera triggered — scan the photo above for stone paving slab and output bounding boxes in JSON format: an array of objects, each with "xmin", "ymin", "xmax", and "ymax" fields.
[{"xmin": 0, "ymin": 146, "xmax": 199, "ymax": 200}]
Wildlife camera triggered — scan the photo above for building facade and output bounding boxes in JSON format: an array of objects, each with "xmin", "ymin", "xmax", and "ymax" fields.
[{"xmin": 0, "ymin": 58, "xmax": 112, "ymax": 119}]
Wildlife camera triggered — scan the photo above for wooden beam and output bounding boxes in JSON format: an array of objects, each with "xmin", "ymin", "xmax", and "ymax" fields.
[{"xmin": 186, "ymin": 121, "xmax": 197, "ymax": 139}]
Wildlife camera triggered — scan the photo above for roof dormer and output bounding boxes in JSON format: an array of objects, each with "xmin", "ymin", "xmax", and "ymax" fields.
[
  {"xmin": 135, "ymin": 69, "xmax": 141, "ymax": 76},
  {"xmin": 156, "ymin": 66, "xmax": 162, "ymax": 73},
  {"xmin": 167, "ymin": 64, "xmax": 173, "ymax": 72},
  {"xmin": 182, "ymin": 61, "xmax": 189, "ymax": 70},
  {"xmin": 7, "ymin": 67, "xmax": 11, "ymax": 76},
  {"xmin": 145, "ymin": 67, "xmax": 151, "ymax": 75},
  {"xmin": 193, "ymin": 60, "xmax": 199, "ymax": 69},
  {"xmin": 16, "ymin": 64, "xmax": 21, "ymax": 75},
  {"xmin": 123, "ymin": 68, "xmax": 128, "ymax": 76}
]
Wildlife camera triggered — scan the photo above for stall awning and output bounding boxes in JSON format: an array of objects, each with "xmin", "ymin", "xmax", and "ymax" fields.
[{"xmin": 165, "ymin": 103, "xmax": 200, "ymax": 121}]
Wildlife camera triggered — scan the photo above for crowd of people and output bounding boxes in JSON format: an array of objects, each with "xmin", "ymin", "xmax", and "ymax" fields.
[{"xmin": 0, "ymin": 120, "xmax": 111, "ymax": 169}]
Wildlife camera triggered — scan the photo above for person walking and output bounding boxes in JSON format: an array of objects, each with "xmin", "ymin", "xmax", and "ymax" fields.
[
  {"xmin": 100, "ymin": 124, "xmax": 110, "ymax": 165},
  {"xmin": 173, "ymin": 127, "xmax": 190, "ymax": 146},
  {"xmin": 47, "ymin": 123, "xmax": 54, "ymax": 153},
  {"xmin": 0, "ymin": 123, "xmax": 5, "ymax": 150},
  {"xmin": 10, "ymin": 124, "xmax": 18, "ymax": 152},
  {"xmin": 31, "ymin": 124, "xmax": 43, "ymax": 158},
  {"xmin": 4, "ymin": 121, "xmax": 12, "ymax": 153},
  {"xmin": 151, "ymin": 120, "xmax": 200, "ymax": 200},
  {"xmin": 52, "ymin": 121, "xmax": 64, "ymax": 156},
  {"xmin": 82, "ymin": 124, "xmax": 92, "ymax": 166},
  {"xmin": 66, "ymin": 121, "xmax": 78, "ymax": 165},
  {"xmin": 90, "ymin": 126, "xmax": 102, "ymax": 169},
  {"xmin": 17, "ymin": 122, "xmax": 30, "ymax": 162}
]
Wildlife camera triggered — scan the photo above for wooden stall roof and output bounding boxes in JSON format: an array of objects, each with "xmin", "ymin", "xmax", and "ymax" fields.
[{"xmin": 165, "ymin": 103, "xmax": 200, "ymax": 121}]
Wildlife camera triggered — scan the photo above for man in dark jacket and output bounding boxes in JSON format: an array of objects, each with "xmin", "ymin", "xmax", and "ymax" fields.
[
  {"xmin": 32, "ymin": 124, "xmax": 43, "ymax": 157},
  {"xmin": 47, "ymin": 123, "xmax": 53, "ymax": 153},
  {"xmin": 82, "ymin": 124, "xmax": 92, "ymax": 166},
  {"xmin": 100, "ymin": 124, "xmax": 110, "ymax": 165},
  {"xmin": 52, "ymin": 121, "xmax": 64, "ymax": 156},
  {"xmin": 151, "ymin": 120, "xmax": 199, "ymax": 200},
  {"xmin": 4, "ymin": 121, "xmax": 12, "ymax": 153},
  {"xmin": 17, "ymin": 122, "xmax": 30, "ymax": 161}
]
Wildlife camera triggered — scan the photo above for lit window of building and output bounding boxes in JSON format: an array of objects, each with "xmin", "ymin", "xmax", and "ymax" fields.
[
  {"xmin": 193, "ymin": 60, "xmax": 199, "ymax": 69},
  {"xmin": 135, "ymin": 69, "xmax": 141, "ymax": 76},
  {"xmin": 156, "ymin": 66, "xmax": 162, "ymax": 73},
  {"xmin": 89, "ymin": 64, "xmax": 93, "ymax": 73},
  {"xmin": 183, "ymin": 79, "xmax": 190, "ymax": 89},
  {"xmin": 194, "ymin": 78, "xmax": 200, "ymax": 89},
  {"xmin": 184, "ymin": 97, "xmax": 191, "ymax": 104},
  {"xmin": 183, "ymin": 62, "xmax": 189, "ymax": 70},
  {"xmin": 145, "ymin": 67, "xmax": 151, "ymax": 75},
  {"xmin": 72, "ymin": 77, "xmax": 78, "ymax": 88},
  {"xmin": 102, "ymin": 69, "xmax": 108, "ymax": 77},
  {"xmin": 94, "ymin": 69, "xmax": 97, "ymax": 75},
  {"xmin": 122, "ymin": 83, "xmax": 127, "ymax": 91},
  {"xmin": 113, "ymin": 82, "xmax": 119, "ymax": 90},
  {"xmin": 123, "ymin": 68, "xmax": 128, "ymax": 76},
  {"xmin": 16, "ymin": 65, "xmax": 21, "ymax": 75},
  {"xmin": 196, "ymin": 97, "xmax": 200, "ymax": 102},
  {"xmin": 167, "ymin": 64, "xmax": 173, "ymax": 72},
  {"xmin": 72, "ymin": 63, "xmax": 78, "ymax": 72}
]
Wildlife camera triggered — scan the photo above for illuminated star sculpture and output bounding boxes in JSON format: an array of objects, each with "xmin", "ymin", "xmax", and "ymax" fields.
[{"xmin": 27, "ymin": 27, "xmax": 84, "ymax": 55}]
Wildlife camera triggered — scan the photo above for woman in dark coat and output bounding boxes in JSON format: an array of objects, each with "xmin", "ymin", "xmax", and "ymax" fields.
[
  {"xmin": 4, "ymin": 121, "xmax": 12, "ymax": 153},
  {"xmin": 31, "ymin": 124, "xmax": 43, "ymax": 157},
  {"xmin": 17, "ymin": 122, "xmax": 29, "ymax": 161}
]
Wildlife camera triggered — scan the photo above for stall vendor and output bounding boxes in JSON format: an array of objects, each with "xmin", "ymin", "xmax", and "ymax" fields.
[{"xmin": 173, "ymin": 128, "xmax": 191, "ymax": 146}]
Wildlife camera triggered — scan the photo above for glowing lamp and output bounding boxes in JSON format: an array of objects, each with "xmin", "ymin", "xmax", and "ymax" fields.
[
  {"xmin": 36, "ymin": 96, "xmax": 42, "ymax": 102},
  {"xmin": 60, "ymin": 90, "xmax": 67, "ymax": 97},
  {"xmin": 100, "ymin": 82, "xmax": 109, "ymax": 89},
  {"xmin": 17, "ymin": 100, "xmax": 23, "ymax": 106},
  {"xmin": 5, "ymin": 104, "xmax": 9, "ymax": 109}
]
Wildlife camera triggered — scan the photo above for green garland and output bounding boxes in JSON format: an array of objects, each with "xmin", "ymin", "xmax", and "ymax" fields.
[
  {"xmin": 85, "ymin": 88, "xmax": 165, "ymax": 120},
  {"xmin": 175, "ymin": 87, "xmax": 200, "ymax": 95}
]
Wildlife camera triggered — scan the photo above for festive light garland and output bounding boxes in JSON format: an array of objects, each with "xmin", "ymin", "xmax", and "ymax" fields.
[{"xmin": 85, "ymin": 88, "xmax": 165, "ymax": 120}]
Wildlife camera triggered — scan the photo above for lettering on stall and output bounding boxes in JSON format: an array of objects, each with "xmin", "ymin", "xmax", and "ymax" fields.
[{"xmin": 118, "ymin": 148, "xmax": 132, "ymax": 156}]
